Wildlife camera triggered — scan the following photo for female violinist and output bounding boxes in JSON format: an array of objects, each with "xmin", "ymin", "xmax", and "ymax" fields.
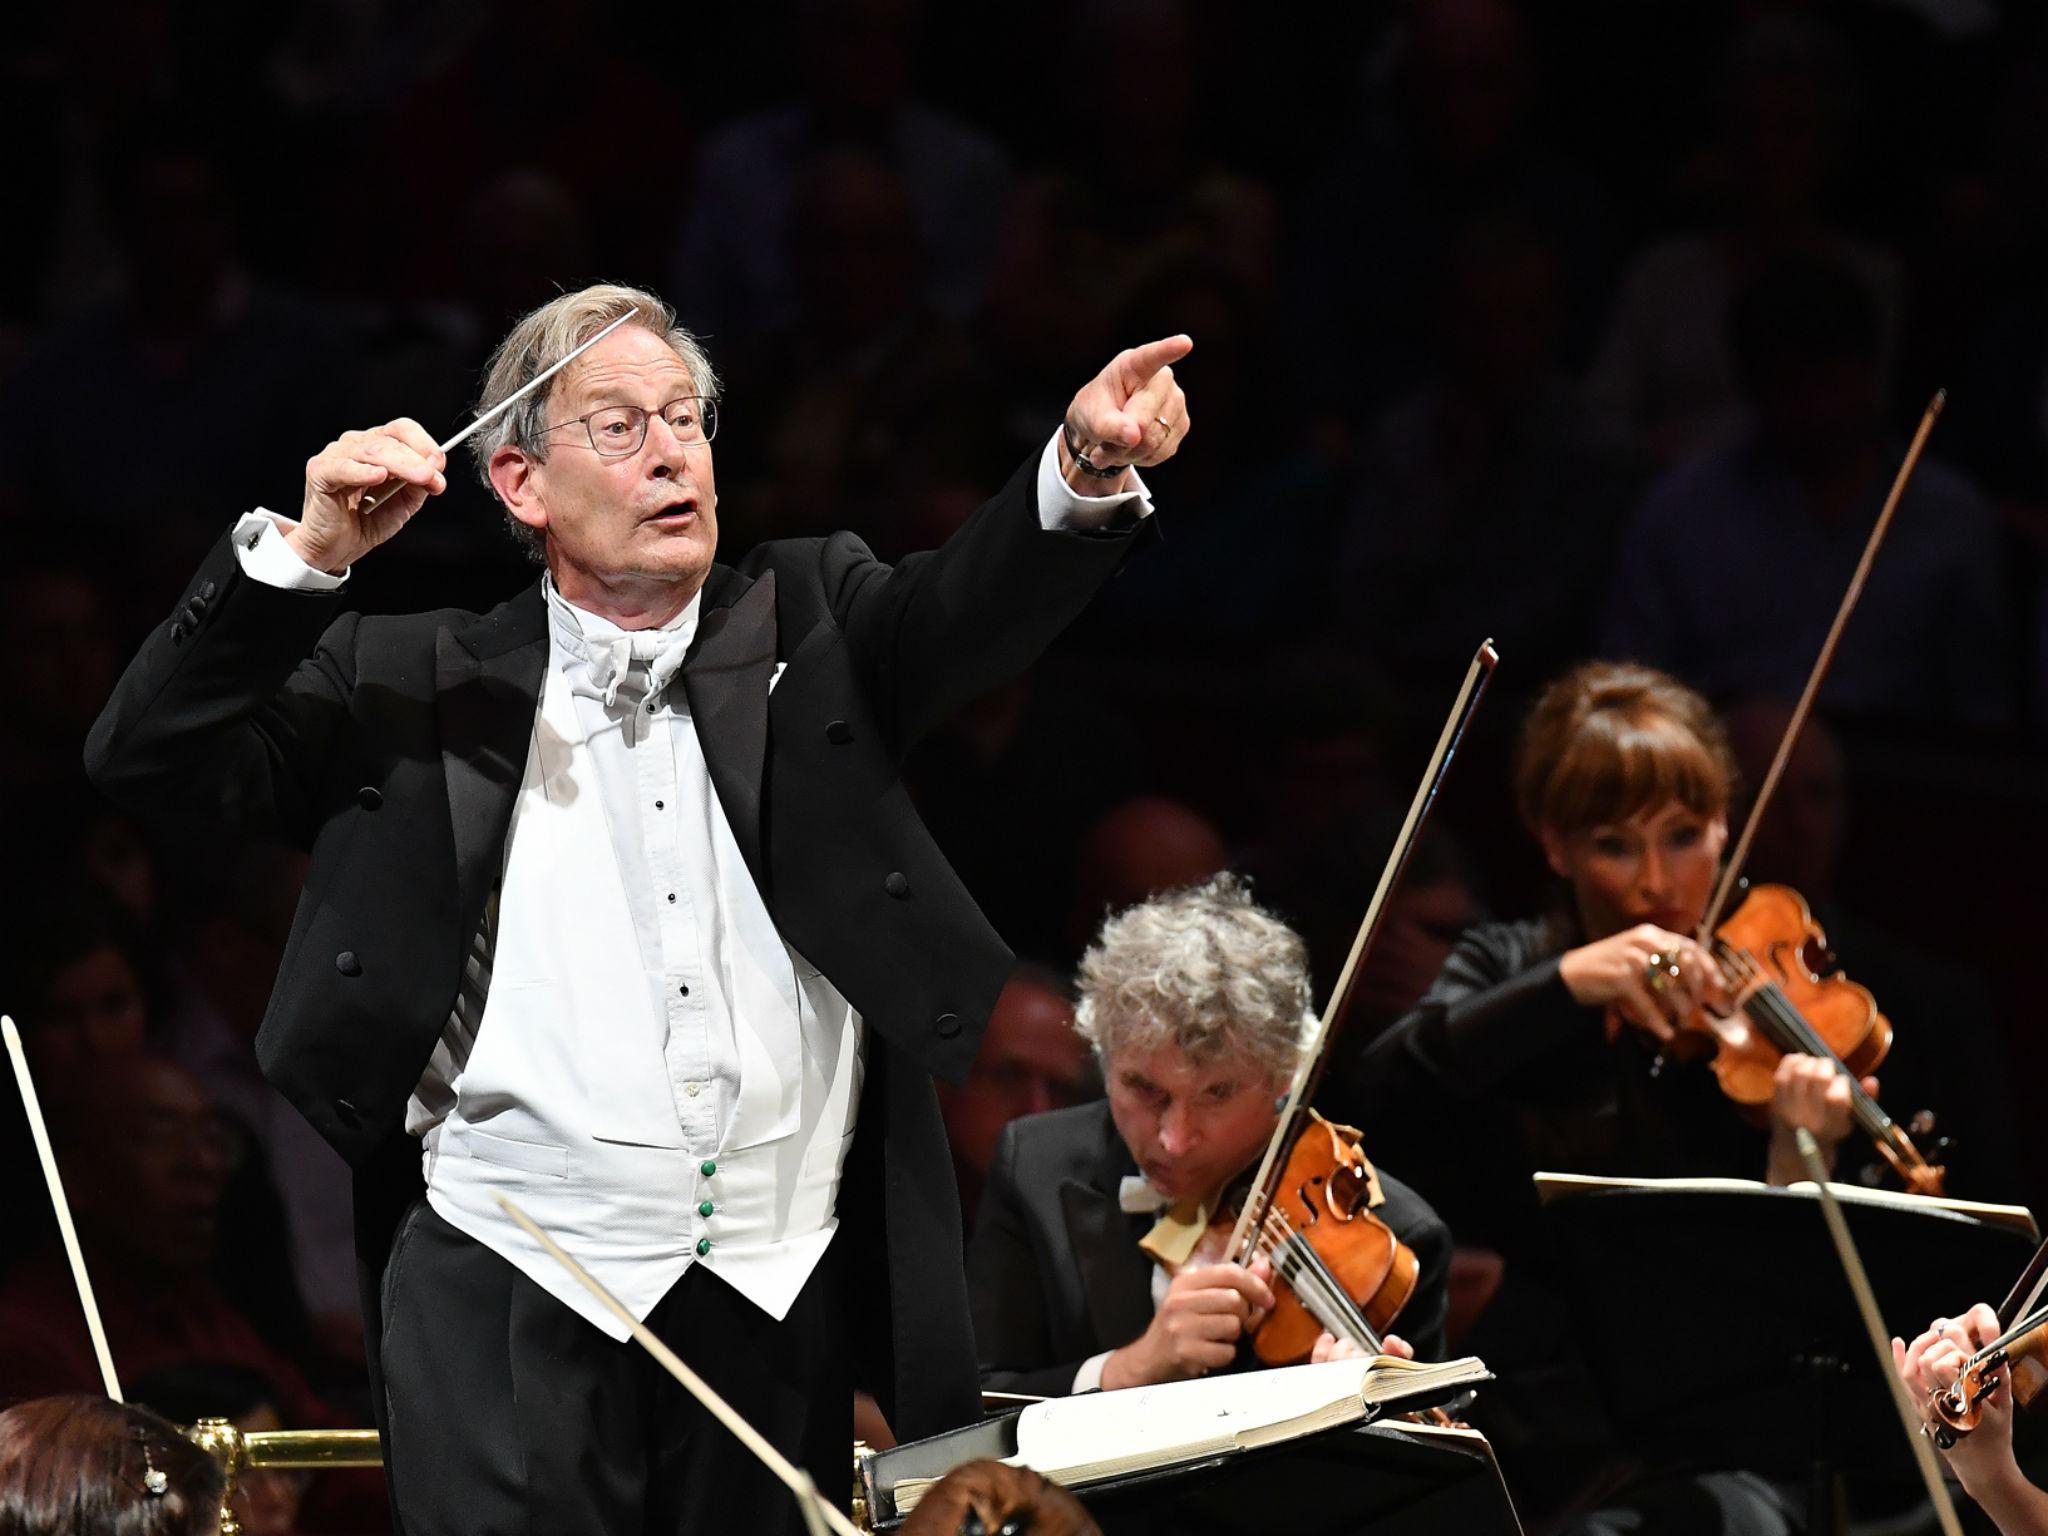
[
  {"xmin": 1895, "ymin": 1305, "xmax": 2048, "ymax": 1535},
  {"xmin": 1342, "ymin": 660, "xmax": 1872, "ymax": 1261},
  {"xmin": 1333, "ymin": 661, "xmax": 1871, "ymax": 1528},
  {"xmin": 966, "ymin": 875, "xmax": 1450, "ymax": 1397}
]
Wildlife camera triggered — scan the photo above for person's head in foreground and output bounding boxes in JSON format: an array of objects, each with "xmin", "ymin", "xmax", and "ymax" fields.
[
  {"xmin": 0, "ymin": 1395, "xmax": 225, "ymax": 1536},
  {"xmin": 898, "ymin": 1460, "xmax": 1100, "ymax": 1536}
]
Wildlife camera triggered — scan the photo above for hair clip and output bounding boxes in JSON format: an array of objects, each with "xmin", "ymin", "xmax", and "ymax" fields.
[{"xmin": 132, "ymin": 1426, "xmax": 168, "ymax": 1496}]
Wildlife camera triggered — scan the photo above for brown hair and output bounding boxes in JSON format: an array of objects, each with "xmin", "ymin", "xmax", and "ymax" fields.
[
  {"xmin": 0, "ymin": 1396, "xmax": 223, "ymax": 1536},
  {"xmin": 899, "ymin": 1461, "xmax": 1100, "ymax": 1536},
  {"xmin": 1514, "ymin": 662, "xmax": 1738, "ymax": 837}
]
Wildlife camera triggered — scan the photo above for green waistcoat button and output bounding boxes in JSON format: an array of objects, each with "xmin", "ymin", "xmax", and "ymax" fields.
[
  {"xmin": 700, "ymin": 1159, "xmax": 717, "ymax": 1177},
  {"xmin": 696, "ymin": 1237, "xmax": 712, "ymax": 1256},
  {"xmin": 698, "ymin": 1200, "xmax": 714, "ymax": 1218}
]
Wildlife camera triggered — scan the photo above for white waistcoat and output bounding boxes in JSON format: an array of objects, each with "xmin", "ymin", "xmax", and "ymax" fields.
[{"xmin": 422, "ymin": 646, "xmax": 862, "ymax": 1338}]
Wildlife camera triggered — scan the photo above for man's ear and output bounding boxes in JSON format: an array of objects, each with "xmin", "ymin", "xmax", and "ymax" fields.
[
  {"xmin": 1538, "ymin": 827, "xmax": 1574, "ymax": 881},
  {"xmin": 490, "ymin": 445, "xmax": 545, "ymax": 538}
]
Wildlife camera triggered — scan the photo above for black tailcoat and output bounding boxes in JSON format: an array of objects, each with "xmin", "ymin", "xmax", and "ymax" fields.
[{"xmin": 86, "ymin": 455, "xmax": 1150, "ymax": 1439}]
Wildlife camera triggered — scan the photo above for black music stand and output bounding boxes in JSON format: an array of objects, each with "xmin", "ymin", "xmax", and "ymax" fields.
[
  {"xmin": 1538, "ymin": 1182, "xmax": 2035, "ymax": 1533},
  {"xmin": 864, "ymin": 1415, "xmax": 1522, "ymax": 1535}
]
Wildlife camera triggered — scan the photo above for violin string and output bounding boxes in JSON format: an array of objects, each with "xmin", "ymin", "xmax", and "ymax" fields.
[
  {"xmin": 1257, "ymin": 1217, "xmax": 1366, "ymax": 1350},
  {"xmin": 1257, "ymin": 1213, "xmax": 1380, "ymax": 1351},
  {"xmin": 1717, "ymin": 944, "xmax": 1906, "ymax": 1154}
]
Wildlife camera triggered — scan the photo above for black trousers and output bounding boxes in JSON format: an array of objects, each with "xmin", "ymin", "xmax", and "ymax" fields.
[{"xmin": 379, "ymin": 1200, "xmax": 852, "ymax": 1535}]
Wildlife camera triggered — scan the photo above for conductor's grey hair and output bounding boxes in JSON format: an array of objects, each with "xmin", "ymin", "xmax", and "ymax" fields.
[
  {"xmin": 1074, "ymin": 873, "xmax": 1313, "ymax": 1083},
  {"xmin": 469, "ymin": 283, "xmax": 721, "ymax": 563}
]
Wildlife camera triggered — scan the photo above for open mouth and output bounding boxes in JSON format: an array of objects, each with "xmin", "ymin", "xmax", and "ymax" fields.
[{"xmin": 645, "ymin": 501, "xmax": 698, "ymax": 526}]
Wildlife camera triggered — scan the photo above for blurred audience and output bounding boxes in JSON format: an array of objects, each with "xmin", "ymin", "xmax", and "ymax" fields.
[
  {"xmin": 670, "ymin": 0, "xmax": 1007, "ymax": 348},
  {"xmin": 1335, "ymin": 206, "xmax": 1639, "ymax": 695},
  {"xmin": 1067, "ymin": 796, "xmax": 1229, "ymax": 958},
  {"xmin": 1601, "ymin": 252, "xmax": 2017, "ymax": 731},
  {"xmin": 938, "ymin": 966, "xmax": 1094, "ymax": 1224},
  {"xmin": 1587, "ymin": 12, "xmax": 1902, "ymax": 470},
  {"xmin": 0, "ymin": 1054, "xmax": 329, "ymax": 1432}
]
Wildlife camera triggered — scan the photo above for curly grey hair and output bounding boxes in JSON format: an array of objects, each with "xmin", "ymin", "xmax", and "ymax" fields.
[
  {"xmin": 1074, "ymin": 874, "xmax": 1314, "ymax": 1082},
  {"xmin": 469, "ymin": 283, "xmax": 721, "ymax": 563}
]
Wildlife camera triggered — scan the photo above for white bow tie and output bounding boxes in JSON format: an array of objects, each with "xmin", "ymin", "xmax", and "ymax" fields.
[
  {"xmin": 1118, "ymin": 1175, "xmax": 1172, "ymax": 1215},
  {"xmin": 565, "ymin": 628, "xmax": 693, "ymax": 710}
]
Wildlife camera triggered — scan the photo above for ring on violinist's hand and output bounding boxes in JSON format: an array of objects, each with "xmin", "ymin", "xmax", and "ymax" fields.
[
  {"xmin": 1155, "ymin": 415, "xmax": 1172, "ymax": 430},
  {"xmin": 1644, "ymin": 953, "xmax": 1677, "ymax": 992}
]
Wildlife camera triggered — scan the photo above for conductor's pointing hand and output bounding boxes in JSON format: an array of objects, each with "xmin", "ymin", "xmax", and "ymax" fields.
[{"xmin": 1060, "ymin": 335, "xmax": 1193, "ymax": 492}]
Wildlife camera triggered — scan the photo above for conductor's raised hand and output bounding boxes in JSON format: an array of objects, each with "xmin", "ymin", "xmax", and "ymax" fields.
[
  {"xmin": 288, "ymin": 418, "xmax": 448, "ymax": 574},
  {"xmin": 1061, "ymin": 335, "xmax": 1193, "ymax": 491}
]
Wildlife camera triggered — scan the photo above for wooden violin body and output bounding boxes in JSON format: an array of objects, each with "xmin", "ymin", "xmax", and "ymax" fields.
[
  {"xmin": 1689, "ymin": 883, "xmax": 1890, "ymax": 1105},
  {"xmin": 1662, "ymin": 882, "xmax": 1943, "ymax": 1194},
  {"xmin": 1250, "ymin": 1111, "xmax": 1418, "ymax": 1365}
]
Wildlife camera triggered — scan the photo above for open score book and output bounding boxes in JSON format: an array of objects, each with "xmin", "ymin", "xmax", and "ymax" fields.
[{"xmin": 888, "ymin": 1354, "xmax": 1491, "ymax": 1513}]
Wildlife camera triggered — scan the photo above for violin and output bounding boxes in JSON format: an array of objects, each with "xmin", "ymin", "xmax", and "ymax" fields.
[
  {"xmin": 1641, "ymin": 392, "xmax": 1951, "ymax": 1197},
  {"xmin": 1653, "ymin": 881, "xmax": 1945, "ymax": 1195},
  {"xmin": 1221, "ymin": 641, "xmax": 1498, "ymax": 1367},
  {"xmin": 1235, "ymin": 1109, "xmax": 1418, "ymax": 1365},
  {"xmin": 1925, "ymin": 1303, "xmax": 2048, "ymax": 1448}
]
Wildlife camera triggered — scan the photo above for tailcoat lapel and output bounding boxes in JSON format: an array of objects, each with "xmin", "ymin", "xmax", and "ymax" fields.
[
  {"xmin": 437, "ymin": 584, "xmax": 549, "ymax": 936},
  {"xmin": 1060, "ymin": 1115, "xmax": 1158, "ymax": 1354},
  {"xmin": 680, "ymin": 565, "xmax": 777, "ymax": 889}
]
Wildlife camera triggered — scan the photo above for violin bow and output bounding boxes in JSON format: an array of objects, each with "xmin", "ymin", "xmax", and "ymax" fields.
[
  {"xmin": 1699, "ymin": 391, "xmax": 1946, "ymax": 938},
  {"xmin": 496, "ymin": 1194, "xmax": 862, "ymax": 1536},
  {"xmin": 3, "ymin": 1015, "xmax": 124, "ymax": 1401},
  {"xmin": 1997, "ymin": 1233, "xmax": 2048, "ymax": 1329},
  {"xmin": 1791, "ymin": 1129, "xmax": 1966, "ymax": 1536},
  {"xmin": 1226, "ymin": 641, "xmax": 1499, "ymax": 1267}
]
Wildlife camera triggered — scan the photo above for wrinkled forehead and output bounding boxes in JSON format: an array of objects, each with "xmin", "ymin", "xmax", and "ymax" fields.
[
  {"xmin": 1110, "ymin": 1039, "xmax": 1265, "ymax": 1094},
  {"xmin": 553, "ymin": 324, "xmax": 696, "ymax": 413}
]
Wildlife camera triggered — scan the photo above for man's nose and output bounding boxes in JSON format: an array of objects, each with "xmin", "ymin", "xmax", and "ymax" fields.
[
  {"xmin": 645, "ymin": 413, "xmax": 694, "ymax": 475},
  {"xmin": 1157, "ymin": 1103, "xmax": 1195, "ymax": 1156}
]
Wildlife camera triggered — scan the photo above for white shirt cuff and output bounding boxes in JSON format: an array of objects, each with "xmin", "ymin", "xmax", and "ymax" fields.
[
  {"xmin": 1036, "ymin": 430, "xmax": 1154, "ymax": 531},
  {"xmin": 1071, "ymin": 1349, "xmax": 1114, "ymax": 1394},
  {"xmin": 233, "ymin": 510, "xmax": 350, "ymax": 590}
]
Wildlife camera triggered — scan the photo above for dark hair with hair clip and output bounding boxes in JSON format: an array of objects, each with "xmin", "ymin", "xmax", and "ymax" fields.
[
  {"xmin": 0, "ymin": 1395, "xmax": 224, "ymax": 1536},
  {"xmin": 898, "ymin": 1460, "xmax": 1100, "ymax": 1536}
]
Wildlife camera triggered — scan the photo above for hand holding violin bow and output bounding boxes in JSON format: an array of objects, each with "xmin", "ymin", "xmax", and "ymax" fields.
[{"xmin": 1560, "ymin": 923, "xmax": 1728, "ymax": 1043}]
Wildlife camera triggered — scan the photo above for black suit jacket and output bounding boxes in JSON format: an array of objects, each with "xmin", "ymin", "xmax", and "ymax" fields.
[
  {"xmin": 967, "ymin": 1100, "xmax": 1453, "ymax": 1398},
  {"xmin": 84, "ymin": 454, "xmax": 1149, "ymax": 1439}
]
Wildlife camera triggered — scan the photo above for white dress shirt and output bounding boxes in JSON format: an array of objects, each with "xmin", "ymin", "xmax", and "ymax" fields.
[{"xmin": 233, "ymin": 429, "xmax": 1150, "ymax": 1334}]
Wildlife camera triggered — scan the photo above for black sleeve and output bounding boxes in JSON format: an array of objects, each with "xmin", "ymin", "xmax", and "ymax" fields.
[
  {"xmin": 967, "ymin": 1124, "xmax": 1102, "ymax": 1399},
  {"xmin": 820, "ymin": 453, "xmax": 1155, "ymax": 756},
  {"xmin": 84, "ymin": 529, "xmax": 359, "ymax": 849},
  {"xmin": 1355, "ymin": 924, "xmax": 1596, "ymax": 1105}
]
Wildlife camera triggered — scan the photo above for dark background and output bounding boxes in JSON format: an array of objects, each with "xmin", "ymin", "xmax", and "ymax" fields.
[{"xmin": 1, "ymin": 0, "xmax": 2045, "ymax": 1524}]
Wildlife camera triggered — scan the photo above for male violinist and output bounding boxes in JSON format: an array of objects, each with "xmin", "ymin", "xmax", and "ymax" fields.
[
  {"xmin": 85, "ymin": 282, "xmax": 1186, "ymax": 1534},
  {"xmin": 968, "ymin": 875, "xmax": 1450, "ymax": 1397}
]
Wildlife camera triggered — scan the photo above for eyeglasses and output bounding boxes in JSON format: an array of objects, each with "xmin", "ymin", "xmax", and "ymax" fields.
[{"xmin": 538, "ymin": 396, "xmax": 719, "ymax": 458}]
